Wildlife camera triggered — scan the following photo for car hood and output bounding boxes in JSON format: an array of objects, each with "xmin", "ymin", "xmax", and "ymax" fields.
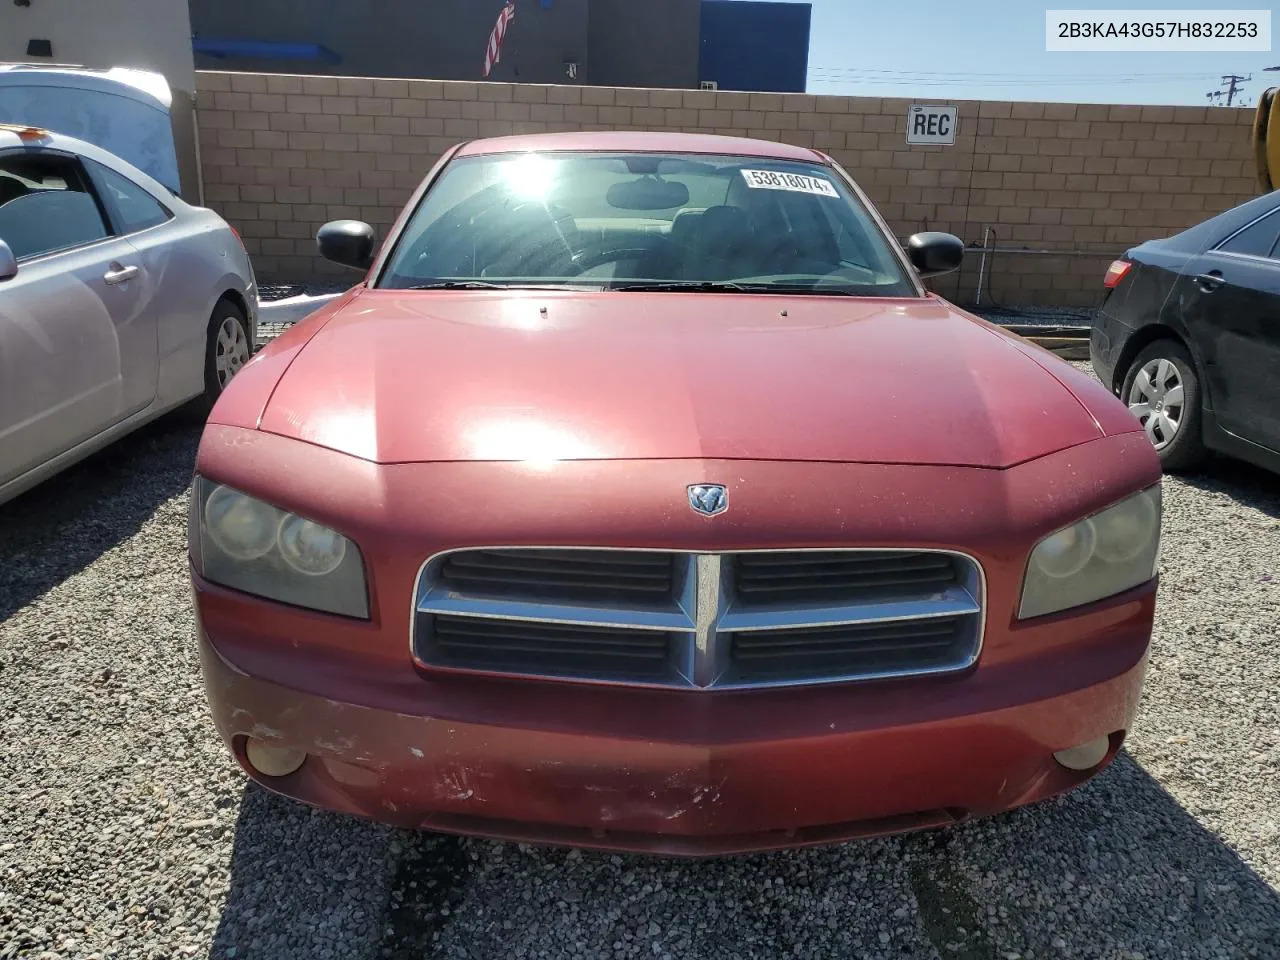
[{"xmin": 255, "ymin": 289, "xmax": 1106, "ymax": 468}]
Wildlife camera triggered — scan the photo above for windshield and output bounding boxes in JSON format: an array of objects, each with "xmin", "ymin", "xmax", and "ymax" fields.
[{"xmin": 376, "ymin": 152, "xmax": 918, "ymax": 297}]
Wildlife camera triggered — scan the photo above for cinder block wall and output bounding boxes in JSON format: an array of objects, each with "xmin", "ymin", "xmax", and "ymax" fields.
[{"xmin": 195, "ymin": 71, "xmax": 1259, "ymax": 308}]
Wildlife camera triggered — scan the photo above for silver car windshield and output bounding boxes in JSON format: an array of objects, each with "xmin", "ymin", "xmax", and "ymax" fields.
[{"xmin": 377, "ymin": 152, "xmax": 917, "ymax": 297}]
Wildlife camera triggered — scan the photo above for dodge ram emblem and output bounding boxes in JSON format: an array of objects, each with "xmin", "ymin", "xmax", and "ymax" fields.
[{"xmin": 688, "ymin": 484, "xmax": 728, "ymax": 517}]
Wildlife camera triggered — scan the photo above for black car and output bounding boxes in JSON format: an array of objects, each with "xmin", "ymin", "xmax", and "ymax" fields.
[{"xmin": 1091, "ymin": 190, "xmax": 1280, "ymax": 474}]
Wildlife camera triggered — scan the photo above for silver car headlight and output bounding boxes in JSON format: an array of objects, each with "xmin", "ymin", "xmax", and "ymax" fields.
[
  {"xmin": 191, "ymin": 477, "xmax": 369, "ymax": 618},
  {"xmin": 1019, "ymin": 485, "xmax": 1161, "ymax": 619}
]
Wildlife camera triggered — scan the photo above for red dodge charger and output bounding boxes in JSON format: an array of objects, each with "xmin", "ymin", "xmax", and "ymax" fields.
[{"xmin": 190, "ymin": 132, "xmax": 1162, "ymax": 856}]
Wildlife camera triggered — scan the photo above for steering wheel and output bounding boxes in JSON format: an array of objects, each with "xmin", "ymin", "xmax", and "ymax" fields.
[{"xmin": 569, "ymin": 237, "xmax": 678, "ymax": 274}]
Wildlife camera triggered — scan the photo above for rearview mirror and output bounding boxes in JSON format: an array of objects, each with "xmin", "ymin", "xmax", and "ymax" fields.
[
  {"xmin": 0, "ymin": 238, "xmax": 17, "ymax": 282},
  {"xmin": 607, "ymin": 177, "xmax": 690, "ymax": 211},
  {"xmin": 317, "ymin": 220, "xmax": 376, "ymax": 271},
  {"xmin": 906, "ymin": 232, "xmax": 964, "ymax": 278}
]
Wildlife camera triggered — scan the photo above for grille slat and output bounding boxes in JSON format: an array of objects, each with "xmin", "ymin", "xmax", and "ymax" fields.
[
  {"xmin": 448, "ymin": 554, "xmax": 674, "ymax": 579},
  {"xmin": 727, "ymin": 618, "xmax": 967, "ymax": 682},
  {"xmin": 435, "ymin": 618, "xmax": 670, "ymax": 652},
  {"xmin": 439, "ymin": 549, "xmax": 677, "ymax": 605},
  {"xmin": 426, "ymin": 615, "xmax": 679, "ymax": 682},
  {"xmin": 732, "ymin": 639, "xmax": 955, "ymax": 659},
  {"xmin": 737, "ymin": 562, "xmax": 953, "ymax": 584},
  {"xmin": 731, "ymin": 622, "xmax": 959, "ymax": 653},
  {"xmin": 436, "ymin": 640, "xmax": 670, "ymax": 662},
  {"xmin": 737, "ymin": 553, "xmax": 954, "ymax": 570},
  {"xmin": 737, "ymin": 572, "xmax": 958, "ymax": 595},
  {"xmin": 415, "ymin": 548, "xmax": 982, "ymax": 689},
  {"xmin": 741, "ymin": 565, "xmax": 952, "ymax": 582},
  {"xmin": 735, "ymin": 551, "xmax": 960, "ymax": 604}
]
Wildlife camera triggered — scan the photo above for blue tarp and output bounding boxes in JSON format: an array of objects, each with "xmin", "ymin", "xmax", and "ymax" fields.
[
  {"xmin": 193, "ymin": 39, "xmax": 342, "ymax": 64},
  {"xmin": 699, "ymin": 0, "xmax": 811, "ymax": 93},
  {"xmin": 0, "ymin": 67, "xmax": 181, "ymax": 194}
]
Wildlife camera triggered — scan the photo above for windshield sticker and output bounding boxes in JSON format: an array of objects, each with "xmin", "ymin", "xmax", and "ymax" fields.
[{"xmin": 740, "ymin": 169, "xmax": 839, "ymax": 197}]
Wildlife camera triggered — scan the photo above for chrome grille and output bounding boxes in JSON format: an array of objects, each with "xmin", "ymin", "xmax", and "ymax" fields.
[{"xmin": 413, "ymin": 548, "xmax": 984, "ymax": 690}]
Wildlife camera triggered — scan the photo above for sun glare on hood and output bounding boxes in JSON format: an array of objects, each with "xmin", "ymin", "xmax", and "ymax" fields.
[{"xmin": 464, "ymin": 417, "xmax": 597, "ymax": 466}]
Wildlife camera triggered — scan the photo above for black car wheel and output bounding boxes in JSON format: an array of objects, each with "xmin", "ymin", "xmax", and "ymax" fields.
[
  {"xmin": 187, "ymin": 298, "xmax": 252, "ymax": 420},
  {"xmin": 1121, "ymin": 339, "xmax": 1206, "ymax": 472}
]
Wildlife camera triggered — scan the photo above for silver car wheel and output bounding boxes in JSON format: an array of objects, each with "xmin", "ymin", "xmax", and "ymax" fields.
[
  {"xmin": 1127, "ymin": 357, "xmax": 1184, "ymax": 450},
  {"xmin": 214, "ymin": 315, "xmax": 250, "ymax": 388}
]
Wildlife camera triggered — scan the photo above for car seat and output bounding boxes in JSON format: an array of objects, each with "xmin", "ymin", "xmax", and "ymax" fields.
[
  {"xmin": 681, "ymin": 205, "xmax": 759, "ymax": 280},
  {"xmin": 0, "ymin": 176, "xmax": 29, "ymax": 207}
]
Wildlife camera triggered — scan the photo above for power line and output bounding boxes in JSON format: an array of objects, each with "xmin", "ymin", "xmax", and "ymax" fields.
[
  {"xmin": 810, "ymin": 70, "xmax": 1214, "ymax": 81},
  {"xmin": 1205, "ymin": 73, "xmax": 1251, "ymax": 106},
  {"xmin": 810, "ymin": 66, "xmax": 1213, "ymax": 81},
  {"xmin": 809, "ymin": 73, "xmax": 1220, "ymax": 87},
  {"xmin": 809, "ymin": 75, "xmax": 1216, "ymax": 87}
]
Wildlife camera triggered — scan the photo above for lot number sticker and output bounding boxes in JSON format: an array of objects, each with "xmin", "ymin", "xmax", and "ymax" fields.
[{"xmin": 741, "ymin": 169, "xmax": 839, "ymax": 197}]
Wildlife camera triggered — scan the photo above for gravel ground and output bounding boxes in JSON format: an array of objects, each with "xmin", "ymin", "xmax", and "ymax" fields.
[
  {"xmin": 968, "ymin": 306, "xmax": 1094, "ymax": 329},
  {"xmin": 2, "ymin": 364, "xmax": 1278, "ymax": 960}
]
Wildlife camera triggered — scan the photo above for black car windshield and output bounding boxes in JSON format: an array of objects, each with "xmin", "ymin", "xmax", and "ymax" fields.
[{"xmin": 376, "ymin": 152, "xmax": 919, "ymax": 296}]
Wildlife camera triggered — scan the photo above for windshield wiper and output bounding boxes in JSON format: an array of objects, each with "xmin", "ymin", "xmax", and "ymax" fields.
[
  {"xmin": 403, "ymin": 280, "xmax": 595, "ymax": 291},
  {"xmin": 605, "ymin": 280, "xmax": 864, "ymax": 295},
  {"xmin": 404, "ymin": 279, "xmax": 513, "ymax": 290},
  {"xmin": 403, "ymin": 279, "xmax": 872, "ymax": 295},
  {"xmin": 746, "ymin": 284, "xmax": 867, "ymax": 296},
  {"xmin": 604, "ymin": 280, "xmax": 762, "ymax": 293}
]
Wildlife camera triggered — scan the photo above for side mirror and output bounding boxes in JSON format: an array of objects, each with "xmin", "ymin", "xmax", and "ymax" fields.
[
  {"xmin": 317, "ymin": 220, "xmax": 376, "ymax": 271},
  {"xmin": 0, "ymin": 238, "xmax": 17, "ymax": 282},
  {"xmin": 906, "ymin": 231, "xmax": 964, "ymax": 278}
]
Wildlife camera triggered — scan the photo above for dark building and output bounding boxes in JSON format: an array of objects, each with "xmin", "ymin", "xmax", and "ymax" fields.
[{"xmin": 189, "ymin": 0, "xmax": 811, "ymax": 93}]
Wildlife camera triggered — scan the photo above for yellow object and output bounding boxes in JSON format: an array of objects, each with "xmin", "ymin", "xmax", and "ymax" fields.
[
  {"xmin": 0, "ymin": 122, "xmax": 48, "ymax": 140},
  {"xmin": 1269, "ymin": 92, "xmax": 1280, "ymax": 196},
  {"xmin": 1253, "ymin": 89, "xmax": 1272, "ymax": 192}
]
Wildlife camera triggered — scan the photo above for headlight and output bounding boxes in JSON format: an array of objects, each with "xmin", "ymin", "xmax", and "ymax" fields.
[
  {"xmin": 1019, "ymin": 485, "xmax": 1161, "ymax": 619},
  {"xmin": 204, "ymin": 485, "xmax": 278, "ymax": 560},
  {"xmin": 191, "ymin": 477, "xmax": 369, "ymax": 618},
  {"xmin": 277, "ymin": 514, "xmax": 347, "ymax": 576}
]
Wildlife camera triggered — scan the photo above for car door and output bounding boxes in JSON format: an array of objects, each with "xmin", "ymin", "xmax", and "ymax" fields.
[
  {"xmin": 81, "ymin": 156, "xmax": 188, "ymax": 389},
  {"xmin": 1174, "ymin": 205, "xmax": 1280, "ymax": 451},
  {"xmin": 0, "ymin": 148, "xmax": 158, "ymax": 487}
]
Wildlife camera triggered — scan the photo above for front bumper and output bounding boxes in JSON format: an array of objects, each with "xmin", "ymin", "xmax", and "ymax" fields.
[
  {"xmin": 1090, "ymin": 306, "xmax": 1137, "ymax": 394},
  {"xmin": 193, "ymin": 426, "xmax": 1161, "ymax": 856},
  {"xmin": 199, "ymin": 581, "xmax": 1152, "ymax": 856}
]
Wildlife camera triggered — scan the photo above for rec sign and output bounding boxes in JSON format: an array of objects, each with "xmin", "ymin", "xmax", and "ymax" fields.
[{"xmin": 906, "ymin": 104, "xmax": 959, "ymax": 145}]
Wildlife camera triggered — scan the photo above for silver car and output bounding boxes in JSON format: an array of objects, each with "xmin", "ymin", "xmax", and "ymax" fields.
[{"xmin": 0, "ymin": 123, "xmax": 256, "ymax": 506}]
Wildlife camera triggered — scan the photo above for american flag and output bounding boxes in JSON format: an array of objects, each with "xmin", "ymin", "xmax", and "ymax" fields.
[{"xmin": 483, "ymin": 3, "xmax": 517, "ymax": 78}]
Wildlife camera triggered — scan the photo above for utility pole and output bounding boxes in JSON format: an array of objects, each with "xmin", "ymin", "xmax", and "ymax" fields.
[{"xmin": 1207, "ymin": 73, "xmax": 1252, "ymax": 106}]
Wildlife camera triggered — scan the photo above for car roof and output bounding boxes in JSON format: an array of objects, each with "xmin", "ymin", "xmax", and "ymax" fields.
[
  {"xmin": 1157, "ymin": 188, "xmax": 1280, "ymax": 251},
  {"xmin": 0, "ymin": 123, "xmax": 97, "ymax": 155},
  {"xmin": 0, "ymin": 125, "xmax": 38, "ymax": 151},
  {"xmin": 454, "ymin": 130, "xmax": 827, "ymax": 163}
]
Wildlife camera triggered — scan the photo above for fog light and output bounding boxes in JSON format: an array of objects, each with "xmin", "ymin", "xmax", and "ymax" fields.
[
  {"xmin": 245, "ymin": 737, "xmax": 306, "ymax": 777},
  {"xmin": 1053, "ymin": 736, "xmax": 1110, "ymax": 771}
]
